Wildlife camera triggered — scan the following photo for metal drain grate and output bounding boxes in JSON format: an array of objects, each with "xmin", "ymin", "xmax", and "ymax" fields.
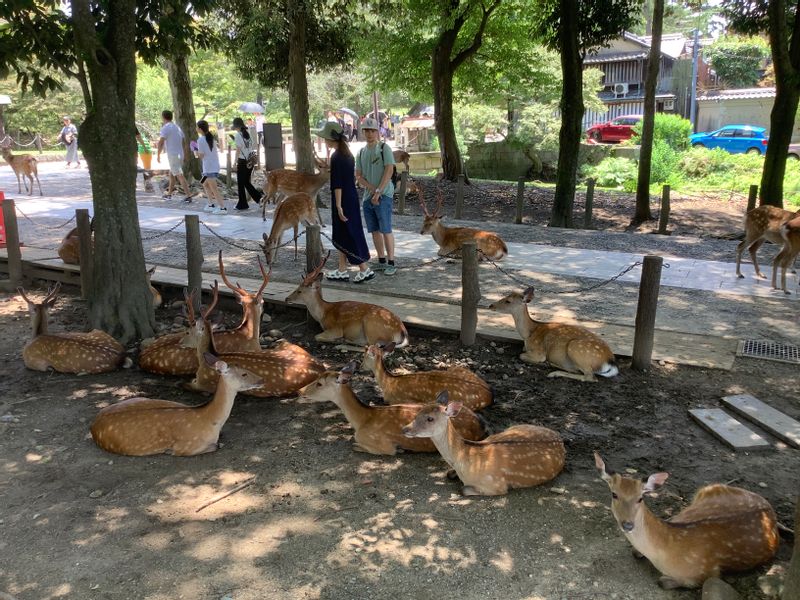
[{"xmin": 737, "ymin": 340, "xmax": 800, "ymax": 364}]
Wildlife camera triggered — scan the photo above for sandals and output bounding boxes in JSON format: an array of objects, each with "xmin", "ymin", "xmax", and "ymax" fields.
[
  {"xmin": 353, "ymin": 268, "xmax": 375, "ymax": 283},
  {"xmin": 326, "ymin": 269, "xmax": 350, "ymax": 281}
]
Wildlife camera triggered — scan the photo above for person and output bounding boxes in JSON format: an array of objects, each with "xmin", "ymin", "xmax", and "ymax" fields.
[
  {"xmin": 59, "ymin": 117, "xmax": 80, "ymax": 168},
  {"xmin": 316, "ymin": 122, "xmax": 373, "ymax": 283},
  {"xmin": 135, "ymin": 128, "xmax": 154, "ymax": 192},
  {"xmin": 231, "ymin": 116, "xmax": 263, "ymax": 210},
  {"xmin": 195, "ymin": 120, "xmax": 226, "ymax": 215},
  {"xmin": 254, "ymin": 112, "xmax": 264, "ymax": 145},
  {"xmin": 356, "ymin": 117, "xmax": 397, "ymax": 276},
  {"xmin": 156, "ymin": 110, "xmax": 191, "ymax": 202}
]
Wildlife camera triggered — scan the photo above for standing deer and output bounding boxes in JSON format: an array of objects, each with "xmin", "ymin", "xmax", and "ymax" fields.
[
  {"xmin": 772, "ymin": 215, "xmax": 800, "ymax": 294},
  {"xmin": 362, "ymin": 342, "xmax": 493, "ymax": 410},
  {"xmin": 419, "ymin": 188, "xmax": 507, "ymax": 260},
  {"xmin": 18, "ymin": 283, "xmax": 128, "ymax": 374},
  {"xmin": 594, "ymin": 453, "xmax": 779, "ymax": 589},
  {"xmin": 489, "ymin": 287, "xmax": 618, "ymax": 382},
  {"xmin": 299, "ymin": 363, "xmax": 485, "ymax": 455},
  {"xmin": 261, "ymin": 157, "xmax": 329, "ymax": 219},
  {"xmin": 403, "ymin": 391, "xmax": 565, "ymax": 496},
  {"xmin": 286, "ymin": 252, "xmax": 409, "ymax": 347},
  {"xmin": 91, "ymin": 354, "xmax": 263, "ymax": 456},
  {"xmin": 1, "ymin": 145, "xmax": 43, "ymax": 196},
  {"xmin": 261, "ymin": 192, "xmax": 322, "ymax": 264},
  {"xmin": 736, "ymin": 205, "xmax": 800, "ymax": 279}
]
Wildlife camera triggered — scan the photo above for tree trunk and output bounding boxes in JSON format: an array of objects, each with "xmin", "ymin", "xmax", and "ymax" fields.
[
  {"xmin": 287, "ymin": 4, "xmax": 315, "ymax": 174},
  {"xmin": 72, "ymin": 0, "xmax": 155, "ymax": 343},
  {"xmin": 550, "ymin": 0, "xmax": 583, "ymax": 228},
  {"xmin": 0, "ymin": 106, "xmax": 6, "ymax": 140},
  {"xmin": 784, "ymin": 495, "xmax": 800, "ymax": 599},
  {"xmin": 165, "ymin": 54, "xmax": 201, "ymax": 181},
  {"xmin": 432, "ymin": 47, "xmax": 463, "ymax": 181},
  {"xmin": 632, "ymin": 0, "xmax": 664, "ymax": 226}
]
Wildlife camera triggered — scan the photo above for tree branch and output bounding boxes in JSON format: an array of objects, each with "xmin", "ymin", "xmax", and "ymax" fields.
[
  {"xmin": 768, "ymin": 0, "xmax": 793, "ymax": 81},
  {"xmin": 451, "ymin": 0, "xmax": 501, "ymax": 70}
]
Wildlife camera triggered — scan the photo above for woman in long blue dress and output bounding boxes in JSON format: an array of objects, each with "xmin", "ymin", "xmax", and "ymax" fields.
[{"xmin": 318, "ymin": 122, "xmax": 374, "ymax": 283}]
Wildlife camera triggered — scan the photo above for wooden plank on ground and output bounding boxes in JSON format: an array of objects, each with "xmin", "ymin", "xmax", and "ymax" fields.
[
  {"xmin": 721, "ymin": 394, "xmax": 800, "ymax": 448},
  {"xmin": 688, "ymin": 408, "xmax": 771, "ymax": 451}
]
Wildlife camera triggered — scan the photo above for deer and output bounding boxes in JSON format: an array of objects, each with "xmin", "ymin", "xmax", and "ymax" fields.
[
  {"xmin": 392, "ymin": 149, "xmax": 410, "ymax": 171},
  {"xmin": 361, "ymin": 342, "xmax": 493, "ymax": 410},
  {"xmin": 736, "ymin": 205, "xmax": 800, "ymax": 280},
  {"xmin": 488, "ymin": 287, "xmax": 618, "ymax": 382},
  {"xmin": 1, "ymin": 145, "xmax": 43, "ymax": 196},
  {"xmin": 299, "ymin": 363, "xmax": 485, "ymax": 455},
  {"xmin": 419, "ymin": 188, "xmax": 507, "ymax": 260},
  {"xmin": 771, "ymin": 215, "xmax": 800, "ymax": 294},
  {"xmin": 594, "ymin": 452, "xmax": 779, "ymax": 589},
  {"xmin": 261, "ymin": 156, "xmax": 329, "ymax": 219},
  {"xmin": 18, "ymin": 283, "xmax": 129, "ymax": 374},
  {"xmin": 181, "ymin": 281, "xmax": 325, "ymax": 397},
  {"xmin": 146, "ymin": 266, "xmax": 162, "ymax": 309},
  {"xmin": 403, "ymin": 391, "xmax": 565, "ymax": 496},
  {"xmin": 57, "ymin": 227, "xmax": 81, "ymax": 265},
  {"xmin": 260, "ymin": 192, "xmax": 322, "ymax": 264},
  {"xmin": 91, "ymin": 353, "xmax": 263, "ymax": 456},
  {"xmin": 286, "ymin": 252, "xmax": 409, "ymax": 347}
]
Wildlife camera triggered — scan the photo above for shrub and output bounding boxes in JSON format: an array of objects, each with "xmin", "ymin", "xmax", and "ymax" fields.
[
  {"xmin": 630, "ymin": 113, "xmax": 692, "ymax": 151},
  {"xmin": 650, "ymin": 139, "xmax": 682, "ymax": 185},
  {"xmin": 584, "ymin": 156, "xmax": 638, "ymax": 188}
]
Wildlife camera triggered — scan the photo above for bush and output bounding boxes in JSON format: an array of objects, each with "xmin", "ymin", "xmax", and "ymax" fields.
[
  {"xmin": 650, "ymin": 139, "xmax": 682, "ymax": 185},
  {"xmin": 584, "ymin": 156, "xmax": 638, "ymax": 188},
  {"xmin": 630, "ymin": 113, "xmax": 692, "ymax": 151}
]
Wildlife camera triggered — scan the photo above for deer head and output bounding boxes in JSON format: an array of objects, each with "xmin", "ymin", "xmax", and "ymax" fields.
[
  {"xmin": 298, "ymin": 361, "xmax": 357, "ymax": 402},
  {"xmin": 18, "ymin": 283, "xmax": 61, "ymax": 336},
  {"xmin": 180, "ymin": 282, "xmax": 220, "ymax": 350},
  {"xmin": 361, "ymin": 342, "xmax": 397, "ymax": 372},
  {"xmin": 488, "ymin": 287, "xmax": 535, "ymax": 312},
  {"xmin": 402, "ymin": 390, "xmax": 459, "ymax": 438},
  {"xmin": 218, "ymin": 250, "xmax": 271, "ymax": 317},
  {"xmin": 419, "ymin": 187, "xmax": 445, "ymax": 235},
  {"xmin": 286, "ymin": 250, "xmax": 330, "ymax": 304}
]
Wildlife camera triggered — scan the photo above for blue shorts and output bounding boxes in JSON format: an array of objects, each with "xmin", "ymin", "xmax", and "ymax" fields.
[{"xmin": 362, "ymin": 194, "xmax": 393, "ymax": 234}]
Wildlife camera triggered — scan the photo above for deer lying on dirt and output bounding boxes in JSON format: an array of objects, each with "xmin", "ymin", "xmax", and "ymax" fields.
[
  {"xmin": 19, "ymin": 283, "xmax": 128, "ymax": 374},
  {"xmin": 1, "ymin": 145, "xmax": 43, "ymax": 196},
  {"xmin": 419, "ymin": 188, "xmax": 507, "ymax": 260},
  {"xmin": 736, "ymin": 205, "xmax": 800, "ymax": 280},
  {"xmin": 489, "ymin": 287, "xmax": 618, "ymax": 382},
  {"xmin": 403, "ymin": 391, "xmax": 565, "ymax": 496},
  {"xmin": 261, "ymin": 192, "xmax": 322, "ymax": 264},
  {"xmin": 287, "ymin": 252, "xmax": 409, "ymax": 347},
  {"xmin": 146, "ymin": 266, "xmax": 162, "ymax": 308},
  {"xmin": 361, "ymin": 342, "xmax": 493, "ymax": 410},
  {"xmin": 91, "ymin": 354, "xmax": 263, "ymax": 456},
  {"xmin": 261, "ymin": 157, "xmax": 329, "ymax": 218},
  {"xmin": 594, "ymin": 452, "xmax": 779, "ymax": 589},
  {"xmin": 299, "ymin": 363, "xmax": 485, "ymax": 455},
  {"xmin": 57, "ymin": 227, "xmax": 82, "ymax": 265},
  {"xmin": 772, "ymin": 215, "xmax": 800, "ymax": 294}
]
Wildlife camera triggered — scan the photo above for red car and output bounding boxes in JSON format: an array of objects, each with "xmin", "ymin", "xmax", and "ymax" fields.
[{"xmin": 586, "ymin": 115, "xmax": 643, "ymax": 143}]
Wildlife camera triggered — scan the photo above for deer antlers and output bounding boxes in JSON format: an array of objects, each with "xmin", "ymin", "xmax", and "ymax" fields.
[
  {"xmin": 218, "ymin": 251, "xmax": 272, "ymax": 300},
  {"xmin": 419, "ymin": 186, "xmax": 444, "ymax": 218},
  {"xmin": 18, "ymin": 282, "xmax": 61, "ymax": 307},
  {"xmin": 301, "ymin": 250, "xmax": 331, "ymax": 286}
]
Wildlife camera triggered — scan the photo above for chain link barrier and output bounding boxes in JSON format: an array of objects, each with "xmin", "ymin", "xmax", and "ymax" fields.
[
  {"xmin": 140, "ymin": 219, "xmax": 185, "ymax": 241},
  {"xmin": 14, "ymin": 206, "xmax": 77, "ymax": 231},
  {"xmin": 199, "ymin": 220, "xmax": 305, "ymax": 255}
]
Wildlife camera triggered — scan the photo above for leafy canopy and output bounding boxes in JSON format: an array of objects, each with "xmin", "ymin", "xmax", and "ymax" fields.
[{"xmin": 705, "ymin": 35, "xmax": 770, "ymax": 88}]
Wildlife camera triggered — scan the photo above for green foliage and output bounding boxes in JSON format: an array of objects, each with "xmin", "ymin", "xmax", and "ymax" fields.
[
  {"xmin": 453, "ymin": 101, "xmax": 507, "ymax": 149},
  {"xmin": 584, "ymin": 157, "xmax": 638, "ymax": 188},
  {"xmin": 0, "ymin": 76, "xmax": 84, "ymax": 141},
  {"xmin": 649, "ymin": 139, "xmax": 681, "ymax": 185},
  {"xmin": 630, "ymin": 113, "xmax": 692, "ymax": 151},
  {"xmin": 705, "ymin": 35, "xmax": 769, "ymax": 88},
  {"xmin": 630, "ymin": 1, "xmax": 724, "ymax": 37}
]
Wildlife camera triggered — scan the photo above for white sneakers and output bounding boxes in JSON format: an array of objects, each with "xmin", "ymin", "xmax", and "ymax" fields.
[
  {"xmin": 353, "ymin": 268, "xmax": 375, "ymax": 283},
  {"xmin": 212, "ymin": 207, "xmax": 227, "ymax": 215},
  {"xmin": 203, "ymin": 204, "xmax": 216, "ymax": 212}
]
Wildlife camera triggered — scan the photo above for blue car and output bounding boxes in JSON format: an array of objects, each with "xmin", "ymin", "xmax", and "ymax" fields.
[{"xmin": 690, "ymin": 125, "xmax": 769, "ymax": 155}]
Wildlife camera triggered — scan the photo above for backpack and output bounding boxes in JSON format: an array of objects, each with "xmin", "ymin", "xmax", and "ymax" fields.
[{"xmin": 358, "ymin": 142, "xmax": 398, "ymax": 187}]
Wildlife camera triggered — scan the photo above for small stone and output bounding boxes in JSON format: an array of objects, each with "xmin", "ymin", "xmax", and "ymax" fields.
[
  {"xmin": 0, "ymin": 415, "xmax": 15, "ymax": 423},
  {"xmin": 89, "ymin": 489, "xmax": 104, "ymax": 498},
  {"xmin": 269, "ymin": 329, "xmax": 282, "ymax": 338},
  {"xmin": 756, "ymin": 566, "xmax": 785, "ymax": 598},
  {"xmin": 702, "ymin": 577, "xmax": 740, "ymax": 600},
  {"xmin": 292, "ymin": 333, "xmax": 303, "ymax": 339},
  {"xmin": 758, "ymin": 482, "xmax": 768, "ymax": 488},
  {"xmin": 261, "ymin": 313, "xmax": 272, "ymax": 323},
  {"xmin": 496, "ymin": 347, "xmax": 505, "ymax": 354}
]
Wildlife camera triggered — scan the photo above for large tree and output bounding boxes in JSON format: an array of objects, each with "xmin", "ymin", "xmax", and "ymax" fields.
[
  {"xmin": 534, "ymin": 0, "xmax": 642, "ymax": 228},
  {"xmin": 724, "ymin": 0, "xmax": 800, "ymax": 208},
  {"xmin": 165, "ymin": 55, "xmax": 202, "ymax": 180}
]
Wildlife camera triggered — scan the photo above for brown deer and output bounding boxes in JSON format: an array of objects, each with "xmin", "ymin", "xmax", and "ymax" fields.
[
  {"xmin": 403, "ymin": 391, "xmax": 565, "ymax": 496},
  {"xmin": 594, "ymin": 452, "xmax": 779, "ymax": 589},
  {"xmin": 392, "ymin": 149, "xmax": 410, "ymax": 171},
  {"xmin": 772, "ymin": 215, "xmax": 800, "ymax": 294},
  {"xmin": 286, "ymin": 252, "xmax": 409, "ymax": 347},
  {"xmin": 146, "ymin": 266, "xmax": 162, "ymax": 309},
  {"xmin": 57, "ymin": 227, "xmax": 82, "ymax": 265},
  {"xmin": 419, "ymin": 188, "xmax": 507, "ymax": 260},
  {"xmin": 736, "ymin": 205, "xmax": 800, "ymax": 279},
  {"xmin": 261, "ymin": 157, "xmax": 329, "ymax": 218},
  {"xmin": 362, "ymin": 342, "xmax": 493, "ymax": 410},
  {"xmin": 1, "ymin": 145, "xmax": 43, "ymax": 196},
  {"xmin": 91, "ymin": 354, "xmax": 263, "ymax": 456},
  {"xmin": 260, "ymin": 192, "xmax": 322, "ymax": 264},
  {"xmin": 299, "ymin": 363, "xmax": 485, "ymax": 455},
  {"xmin": 18, "ymin": 283, "xmax": 128, "ymax": 374},
  {"xmin": 489, "ymin": 287, "xmax": 618, "ymax": 382},
  {"xmin": 181, "ymin": 282, "xmax": 325, "ymax": 397}
]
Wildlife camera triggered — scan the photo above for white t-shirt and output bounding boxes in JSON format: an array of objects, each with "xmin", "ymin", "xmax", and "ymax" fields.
[
  {"xmin": 160, "ymin": 121, "xmax": 184, "ymax": 157},
  {"xmin": 197, "ymin": 136, "xmax": 220, "ymax": 174},
  {"xmin": 234, "ymin": 131, "xmax": 253, "ymax": 161}
]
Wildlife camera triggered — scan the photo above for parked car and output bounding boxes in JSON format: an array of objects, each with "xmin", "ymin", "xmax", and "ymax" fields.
[
  {"xmin": 585, "ymin": 115, "xmax": 642, "ymax": 143},
  {"xmin": 789, "ymin": 143, "xmax": 800, "ymax": 160},
  {"xmin": 689, "ymin": 125, "xmax": 769, "ymax": 155}
]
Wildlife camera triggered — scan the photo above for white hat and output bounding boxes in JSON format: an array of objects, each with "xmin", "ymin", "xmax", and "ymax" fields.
[{"xmin": 360, "ymin": 118, "xmax": 380, "ymax": 131}]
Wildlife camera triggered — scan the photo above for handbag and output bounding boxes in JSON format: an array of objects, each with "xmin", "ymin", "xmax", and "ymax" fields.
[{"xmin": 244, "ymin": 136, "xmax": 257, "ymax": 169}]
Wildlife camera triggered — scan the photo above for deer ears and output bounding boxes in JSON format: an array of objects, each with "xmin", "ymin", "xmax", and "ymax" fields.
[
  {"xmin": 147, "ymin": 266, "xmax": 157, "ymax": 277},
  {"xmin": 337, "ymin": 361, "xmax": 357, "ymax": 384},
  {"xmin": 378, "ymin": 341, "xmax": 396, "ymax": 354},
  {"xmin": 522, "ymin": 287, "xmax": 535, "ymax": 304},
  {"xmin": 436, "ymin": 390, "xmax": 449, "ymax": 405},
  {"xmin": 643, "ymin": 472, "xmax": 669, "ymax": 493},
  {"xmin": 594, "ymin": 452, "xmax": 613, "ymax": 483},
  {"xmin": 445, "ymin": 401, "xmax": 463, "ymax": 418},
  {"xmin": 204, "ymin": 352, "xmax": 228, "ymax": 374}
]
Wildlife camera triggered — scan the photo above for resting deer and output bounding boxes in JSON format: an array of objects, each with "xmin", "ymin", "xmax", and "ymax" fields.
[
  {"xmin": 736, "ymin": 205, "xmax": 800, "ymax": 279},
  {"xmin": 420, "ymin": 188, "xmax": 507, "ymax": 260},
  {"xmin": 57, "ymin": 227, "xmax": 82, "ymax": 265},
  {"xmin": 18, "ymin": 283, "xmax": 128, "ymax": 374},
  {"xmin": 392, "ymin": 150, "xmax": 410, "ymax": 171},
  {"xmin": 299, "ymin": 363, "xmax": 485, "ymax": 455},
  {"xmin": 91, "ymin": 353, "xmax": 263, "ymax": 456},
  {"xmin": 403, "ymin": 391, "xmax": 565, "ymax": 496},
  {"xmin": 261, "ymin": 192, "xmax": 322, "ymax": 264},
  {"xmin": 1, "ymin": 145, "xmax": 43, "ymax": 196},
  {"xmin": 594, "ymin": 453, "xmax": 779, "ymax": 589},
  {"xmin": 261, "ymin": 157, "xmax": 329, "ymax": 218},
  {"xmin": 362, "ymin": 342, "xmax": 493, "ymax": 410},
  {"xmin": 772, "ymin": 215, "xmax": 800, "ymax": 294},
  {"xmin": 181, "ymin": 282, "xmax": 325, "ymax": 397},
  {"xmin": 146, "ymin": 266, "xmax": 162, "ymax": 308},
  {"xmin": 287, "ymin": 252, "xmax": 409, "ymax": 347},
  {"xmin": 489, "ymin": 287, "xmax": 618, "ymax": 382}
]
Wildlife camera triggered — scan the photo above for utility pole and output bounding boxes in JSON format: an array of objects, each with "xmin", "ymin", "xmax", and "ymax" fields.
[{"xmin": 689, "ymin": 28, "xmax": 700, "ymax": 130}]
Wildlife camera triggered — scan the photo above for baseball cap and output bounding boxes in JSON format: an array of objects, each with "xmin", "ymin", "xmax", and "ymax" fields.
[
  {"xmin": 360, "ymin": 118, "xmax": 380, "ymax": 131},
  {"xmin": 313, "ymin": 121, "xmax": 345, "ymax": 141}
]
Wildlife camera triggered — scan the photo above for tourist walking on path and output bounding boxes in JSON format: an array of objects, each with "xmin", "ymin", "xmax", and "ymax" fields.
[
  {"xmin": 356, "ymin": 117, "xmax": 397, "ymax": 275},
  {"xmin": 316, "ymin": 122, "xmax": 373, "ymax": 283},
  {"xmin": 195, "ymin": 120, "xmax": 226, "ymax": 215},
  {"xmin": 157, "ymin": 110, "xmax": 191, "ymax": 202},
  {"xmin": 59, "ymin": 116, "xmax": 80, "ymax": 168},
  {"xmin": 232, "ymin": 116, "xmax": 263, "ymax": 211}
]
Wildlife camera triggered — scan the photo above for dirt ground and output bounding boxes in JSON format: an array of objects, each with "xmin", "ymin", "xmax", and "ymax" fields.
[{"xmin": 0, "ymin": 288, "xmax": 797, "ymax": 600}]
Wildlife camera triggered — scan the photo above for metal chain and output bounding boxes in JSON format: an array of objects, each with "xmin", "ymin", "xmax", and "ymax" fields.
[
  {"xmin": 140, "ymin": 219, "xmax": 185, "ymax": 241},
  {"xmin": 14, "ymin": 207, "xmax": 77, "ymax": 230},
  {"xmin": 200, "ymin": 220, "xmax": 305, "ymax": 254},
  {"xmin": 319, "ymin": 230, "xmax": 459, "ymax": 268}
]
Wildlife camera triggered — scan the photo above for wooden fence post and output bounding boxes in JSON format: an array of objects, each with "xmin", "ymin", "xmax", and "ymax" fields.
[
  {"xmin": 657, "ymin": 185, "xmax": 671, "ymax": 235},
  {"xmin": 631, "ymin": 255, "xmax": 663, "ymax": 371},
  {"xmin": 515, "ymin": 177, "xmax": 525, "ymax": 224},
  {"xmin": 184, "ymin": 214, "xmax": 203, "ymax": 311},
  {"xmin": 2, "ymin": 199, "xmax": 23, "ymax": 287},
  {"xmin": 397, "ymin": 171, "xmax": 408, "ymax": 215},
  {"xmin": 455, "ymin": 174, "xmax": 465, "ymax": 219},
  {"xmin": 76, "ymin": 209, "xmax": 93, "ymax": 300},
  {"xmin": 584, "ymin": 178, "xmax": 595, "ymax": 229},
  {"xmin": 747, "ymin": 184, "xmax": 758, "ymax": 212},
  {"xmin": 305, "ymin": 224, "xmax": 322, "ymax": 274},
  {"xmin": 460, "ymin": 241, "xmax": 479, "ymax": 346}
]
